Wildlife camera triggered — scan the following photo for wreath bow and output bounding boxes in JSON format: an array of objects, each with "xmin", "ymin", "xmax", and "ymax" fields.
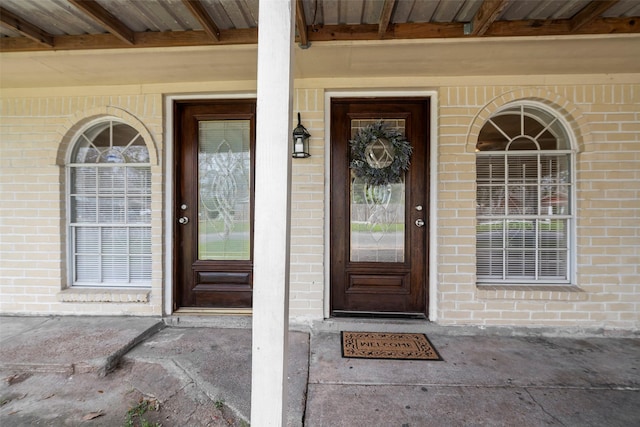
[{"xmin": 349, "ymin": 121, "xmax": 412, "ymax": 186}]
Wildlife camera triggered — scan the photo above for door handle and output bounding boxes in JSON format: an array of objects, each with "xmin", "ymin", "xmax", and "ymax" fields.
[
  {"xmin": 415, "ymin": 219, "xmax": 425, "ymax": 227},
  {"xmin": 178, "ymin": 216, "xmax": 189, "ymax": 225}
]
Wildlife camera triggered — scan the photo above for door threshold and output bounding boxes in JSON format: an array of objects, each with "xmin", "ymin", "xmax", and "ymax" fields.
[
  {"xmin": 332, "ymin": 310, "xmax": 427, "ymax": 320},
  {"xmin": 173, "ymin": 307, "xmax": 252, "ymax": 316}
]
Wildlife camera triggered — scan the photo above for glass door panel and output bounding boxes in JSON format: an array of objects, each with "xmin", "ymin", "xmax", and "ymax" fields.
[
  {"xmin": 198, "ymin": 120, "xmax": 251, "ymax": 260},
  {"xmin": 349, "ymin": 119, "xmax": 406, "ymax": 263}
]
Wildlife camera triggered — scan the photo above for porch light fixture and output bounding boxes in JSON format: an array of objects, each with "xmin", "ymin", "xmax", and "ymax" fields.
[{"xmin": 292, "ymin": 112, "xmax": 311, "ymax": 158}]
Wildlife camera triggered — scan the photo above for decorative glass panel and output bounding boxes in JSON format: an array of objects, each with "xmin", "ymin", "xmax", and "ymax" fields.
[
  {"xmin": 350, "ymin": 119, "xmax": 406, "ymax": 263},
  {"xmin": 198, "ymin": 120, "xmax": 251, "ymax": 260}
]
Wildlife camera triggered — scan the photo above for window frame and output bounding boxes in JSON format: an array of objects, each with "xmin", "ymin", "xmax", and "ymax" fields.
[
  {"xmin": 475, "ymin": 101, "xmax": 577, "ymax": 286},
  {"xmin": 66, "ymin": 118, "xmax": 152, "ymax": 288}
]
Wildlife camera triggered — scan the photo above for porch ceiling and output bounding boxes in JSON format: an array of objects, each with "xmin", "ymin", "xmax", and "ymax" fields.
[{"xmin": 1, "ymin": 0, "xmax": 639, "ymax": 88}]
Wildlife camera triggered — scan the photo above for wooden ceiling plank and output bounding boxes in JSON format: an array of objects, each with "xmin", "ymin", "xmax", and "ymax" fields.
[
  {"xmin": 487, "ymin": 16, "xmax": 638, "ymax": 37},
  {"xmin": 0, "ymin": 6, "xmax": 54, "ymax": 47},
  {"xmin": 378, "ymin": 0, "xmax": 396, "ymax": 37},
  {"xmin": 309, "ymin": 22, "xmax": 463, "ymax": 41},
  {"xmin": 309, "ymin": 16, "xmax": 640, "ymax": 41},
  {"xmin": 296, "ymin": 0, "xmax": 310, "ymax": 48},
  {"xmin": 469, "ymin": 0, "xmax": 510, "ymax": 36},
  {"xmin": 570, "ymin": 0, "xmax": 620, "ymax": 32},
  {"xmin": 181, "ymin": 0, "xmax": 220, "ymax": 42},
  {"xmin": 0, "ymin": 16, "xmax": 638, "ymax": 53},
  {"xmin": 0, "ymin": 28, "xmax": 258, "ymax": 52},
  {"xmin": 68, "ymin": 0, "xmax": 135, "ymax": 45}
]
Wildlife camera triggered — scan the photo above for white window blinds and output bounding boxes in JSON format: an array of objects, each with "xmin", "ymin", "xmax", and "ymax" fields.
[
  {"xmin": 476, "ymin": 105, "xmax": 573, "ymax": 284},
  {"xmin": 68, "ymin": 121, "xmax": 151, "ymax": 287}
]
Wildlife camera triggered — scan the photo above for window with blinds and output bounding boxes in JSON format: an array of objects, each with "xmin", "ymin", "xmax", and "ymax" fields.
[
  {"xmin": 476, "ymin": 104, "xmax": 573, "ymax": 284},
  {"xmin": 68, "ymin": 120, "xmax": 151, "ymax": 287}
]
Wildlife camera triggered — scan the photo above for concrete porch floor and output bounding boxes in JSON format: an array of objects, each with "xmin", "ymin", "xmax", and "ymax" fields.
[{"xmin": 0, "ymin": 315, "xmax": 638, "ymax": 426}]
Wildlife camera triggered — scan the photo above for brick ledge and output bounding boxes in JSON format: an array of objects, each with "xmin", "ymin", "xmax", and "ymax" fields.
[
  {"xmin": 57, "ymin": 288, "xmax": 150, "ymax": 303},
  {"xmin": 476, "ymin": 285, "xmax": 586, "ymax": 301}
]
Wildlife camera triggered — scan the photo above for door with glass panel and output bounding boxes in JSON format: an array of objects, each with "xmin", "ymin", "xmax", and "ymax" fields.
[
  {"xmin": 330, "ymin": 98, "xmax": 429, "ymax": 316},
  {"xmin": 174, "ymin": 100, "xmax": 255, "ymax": 309}
]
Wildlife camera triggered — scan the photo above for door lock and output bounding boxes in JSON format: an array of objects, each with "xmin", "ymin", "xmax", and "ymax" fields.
[
  {"xmin": 178, "ymin": 216, "xmax": 189, "ymax": 225},
  {"xmin": 415, "ymin": 219, "xmax": 425, "ymax": 227}
]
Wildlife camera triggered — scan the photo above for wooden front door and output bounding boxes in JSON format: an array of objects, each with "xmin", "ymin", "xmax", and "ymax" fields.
[
  {"xmin": 330, "ymin": 98, "xmax": 430, "ymax": 317},
  {"xmin": 174, "ymin": 100, "xmax": 255, "ymax": 309}
]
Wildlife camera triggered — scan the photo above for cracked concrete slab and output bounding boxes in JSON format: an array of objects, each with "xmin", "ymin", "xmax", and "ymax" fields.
[
  {"xmin": 125, "ymin": 326, "xmax": 310, "ymax": 426},
  {"xmin": 0, "ymin": 317, "xmax": 309, "ymax": 426},
  {"xmin": 0, "ymin": 316, "xmax": 164, "ymax": 376},
  {"xmin": 0, "ymin": 359, "xmax": 238, "ymax": 426},
  {"xmin": 1, "ymin": 316, "xmax": 638, "ymax": 426}
]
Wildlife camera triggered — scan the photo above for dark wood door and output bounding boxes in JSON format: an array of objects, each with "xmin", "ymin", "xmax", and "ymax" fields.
[
  {"xmin": 174, "ymin": 100, "xmax": 256, "ymax": 309},
  {"xmin": 330, "ymin": 98, "xmax": 430, "ymax": 316}
]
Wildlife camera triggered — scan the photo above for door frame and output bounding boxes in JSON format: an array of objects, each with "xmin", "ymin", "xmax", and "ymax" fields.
[
  {"xmin": 164, "ymin": 93, "xmax": 256, "ymax": 315},
  {"xmin": 324, "ymin": 90, "xmax": 439, "ymax": 321}
]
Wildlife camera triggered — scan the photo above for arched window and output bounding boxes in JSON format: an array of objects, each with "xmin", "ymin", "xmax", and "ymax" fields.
[
  {"xmin": 67, "ymin": 120, "xmax": 151, "ymax": 287},
  {"xmin": 476, "ymin": 103, "xmax": 574, "ymax": 284}
]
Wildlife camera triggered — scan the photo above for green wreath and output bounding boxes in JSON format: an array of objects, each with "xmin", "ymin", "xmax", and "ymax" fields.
[{"xmin": 349, "ymin": 121, "xmax": 413, "ymax": 186}]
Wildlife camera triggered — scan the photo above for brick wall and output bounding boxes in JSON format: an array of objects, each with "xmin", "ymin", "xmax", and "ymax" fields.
[
  {"xmin": 1, "ymin": 82, "xmax": 638, "ymax": 330},
  {"xmin": 438, "ymin": 84, "xmax": 639, "ymax": 330},
  {"xmin": 290, "ymin": 89, "xmax": 325, "ymax": 319},
  {"xmin": 0, "ymin": 95, "xmax": 164, "ymax": 316}
]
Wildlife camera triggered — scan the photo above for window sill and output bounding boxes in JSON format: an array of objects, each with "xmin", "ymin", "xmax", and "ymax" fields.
[
  {"xmin": 476, "ymin": 284, "xmax": 586, "ymax": 301},
  {"xmin": 57, "ymin": 288, "xmax": 150, "ymax": 303}
]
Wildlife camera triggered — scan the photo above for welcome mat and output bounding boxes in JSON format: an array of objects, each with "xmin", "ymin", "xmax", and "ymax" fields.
[{"xmin": 341, "ymin": 331, "xmax": 442, "ymax": 361}]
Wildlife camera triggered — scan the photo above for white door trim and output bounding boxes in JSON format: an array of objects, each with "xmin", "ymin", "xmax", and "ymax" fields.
[
  {"xmin": 323, "ymin": 90, "xmax": 439, "ymax": 321},
  {"xmin": 163, "ymin": 93, "xmax": 256, "ymax": 315}
]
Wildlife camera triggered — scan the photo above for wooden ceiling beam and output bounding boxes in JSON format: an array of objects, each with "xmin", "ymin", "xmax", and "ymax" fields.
[
  {"xmin": 570, "ymin": 0, "xmax": 619, "ymax": 32},
  {"xmin": 468, "ymin": 0, "xmax": 510, "ymax": 36},
  {"xmin": 295, "ymin": 0, "xmax": 310, "ymax": 48},
  {"xmin": 378, "ymin": 0, "xmax": 396, "ymax": 37},
  {"xmin": 0, "ymin": 6, "xmax": 54, "ymax": 47},
  {"xmin": 0, "ymin": 17, "xmax": 638, "ymax": 53},
  {"xmin": 68, "ymin": 0, "xmax": 135, "ymax": 45},
  {"xmin": 0, "ymin": 28, "xmax": 258, "ymax": 52},
  {"xmin": 310, "ymin": 17, "xmax": 640, "ymax": 41},
  {"xmin": 182, "ymin": 0, "xmax": 220, "ymax": 42},
  {"xmin": 486, "ymin": 16, "xmax": 637, "ymax": 37}
]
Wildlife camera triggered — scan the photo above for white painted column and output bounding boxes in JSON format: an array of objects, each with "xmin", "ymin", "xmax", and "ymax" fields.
[{"xmin": 250, "ymin": 0, "xmax": 295, "ymax": 425}]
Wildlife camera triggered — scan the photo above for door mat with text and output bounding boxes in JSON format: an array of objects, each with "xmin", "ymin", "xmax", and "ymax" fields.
[{"xmin": 341, "ymin": 331, "xmax": 442, "ymax": 361}]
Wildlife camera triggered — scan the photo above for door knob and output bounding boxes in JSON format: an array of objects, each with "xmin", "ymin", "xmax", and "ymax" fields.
[
  {"xmin": 415, "ymin": 219, "xmax": 425, "ymax": 227},
  {"xmin": 178, "ymin": 216, "xmax": 189, "ymax": 225}
]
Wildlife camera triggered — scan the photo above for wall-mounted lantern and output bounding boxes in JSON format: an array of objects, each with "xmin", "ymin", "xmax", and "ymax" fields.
[{"xmin": 292, "ymin": 112, "xmax": 311, "ymax": 158}]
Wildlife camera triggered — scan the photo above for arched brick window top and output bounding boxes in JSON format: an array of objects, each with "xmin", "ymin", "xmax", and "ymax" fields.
[
  {"xmin": 476, "ymin": 103, "xmax": 574, "ymax": 285},
  {"xmin": 67, "ymin": 119, "xmax": 151, "ymax": 287},
  {"xmin": 70, "ymin": 120, "xmax": 151, "ymax": 164},
  {"xmin": 477, "ymin": 104, "xmax": 572, "ymax": 152}
]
